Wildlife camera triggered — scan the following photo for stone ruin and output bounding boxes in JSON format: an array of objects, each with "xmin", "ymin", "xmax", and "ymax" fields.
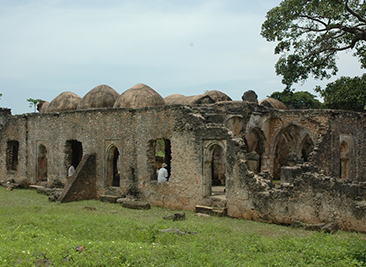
[{"xmin": 1, "ymin": 83, "xmax": 366, "ymax": 232}]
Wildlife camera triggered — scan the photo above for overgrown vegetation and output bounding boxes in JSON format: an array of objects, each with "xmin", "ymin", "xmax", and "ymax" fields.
[{"xmin": 0, "ymin": 188, "xmax": 366, "ymax": 266}]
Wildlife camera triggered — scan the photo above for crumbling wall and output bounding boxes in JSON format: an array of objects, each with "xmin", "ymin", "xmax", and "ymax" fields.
[
  {"xmin": 58, "ymin": 154, "xmax": 97, "ymax": 202},
  {"xmin": 244, "ymin": 163, "xmax": 366, "ymax": 232}
]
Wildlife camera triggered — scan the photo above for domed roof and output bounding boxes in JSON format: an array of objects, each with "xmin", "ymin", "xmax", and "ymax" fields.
[
  {"xmin": 77, "ymin": 84, "xmax": 119, "ymax": 110},
  {"xmin": 164, "ymin": 94, "xmax": 187, "ymax": 105},
  {"xmin": 259, "ymin": 98, "xmax": 288, "ymax": 110},
  {"xmin": 47, "ymin": 92, "xmax": 81, "ymax": 112},
  {"xmin": 113, "ymin": 83, "xmax": 165, "ymax": 109},
  {"xmin": 37, "ymin": 100, "xmax": 49, "ymax": 113},
  {"xmin": 185, "ymin": 94, "xmax": 215, "ymax": 105},
  {"xmin": 203, "ymin": 90, "xmax": 232, "ymax": 102}
]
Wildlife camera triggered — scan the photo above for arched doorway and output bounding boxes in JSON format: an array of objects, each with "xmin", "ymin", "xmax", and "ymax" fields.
[
  {"xmin": 203, "ymin": 140, "xmax": 226, "ymax": 197},
  {"xmin": 243, "ymin": 127, "xmax": 267, "ymax": 174},
  {"xmin": 65, "ymin": 140, "xmax": 83, "ymax": 174},
  {"xmin": 211, "ymin": 145, "xmax": 226, "ymax": 186},
  {"xmin": 37, "ymin": 144, "xmax": 48, "ymax": 182},
  {"xmin": 107, "ymin": 145, "xmax": 120, "ymax": 187},
  {"xmin": 271, "ymin": 124, "xmax": 314, "ymax": 180}
]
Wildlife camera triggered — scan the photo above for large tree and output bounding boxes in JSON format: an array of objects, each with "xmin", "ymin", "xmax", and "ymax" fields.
[
  {"xmin": 261, "ymin": 0, "xmax": 366, "ymax": 89},
  {"xmin": 269, "ymin": 89, "xmax": 321, "ymax": 109},
  {"xmin": 315, "ymin": 74, "xmax": 366, "ymax": 111}
]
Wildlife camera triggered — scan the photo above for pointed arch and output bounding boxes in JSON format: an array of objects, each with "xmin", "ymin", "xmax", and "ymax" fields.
[
  {"xmin": 300, "ymin": 134, "xmax": 314, "ymax": 162},
  {"xmin": 106, "ymin": 144, "xmax": 120, "ymax": 187},
  {"xmin": 202, "ymin": 140, "xmax": 226, "ymax": 197},
  {"xmin": 271, "ymin": 123, "xmax": 313, "ymax": 180},
  {"xmin": 243, "ymin": 127, "xmax": 267, "ymax": 173}
]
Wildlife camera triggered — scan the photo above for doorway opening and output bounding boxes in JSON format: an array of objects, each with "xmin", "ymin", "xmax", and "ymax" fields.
[
  {"xmin": 107, "ymin": 145, "xmax": 120, "ymax": 187},
  {"xmin": 65, "ymin": 140, "xmax": 83, "ymax": 173}
]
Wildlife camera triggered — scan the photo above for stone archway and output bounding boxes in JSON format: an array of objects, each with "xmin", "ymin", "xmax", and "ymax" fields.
[
  {"xmin": 271, "ymin": 124, "xmax": 314, "ymax": 180},
  {"xmin": 202, "ymin": 140, "xmax": 226, "ymax": 197},
  {"xmin": 243, "ymin": 127, "xmax": 267, "ymax": 174},
  {"xmin": 106, "ymin": 145, "xmax": 120, "ymax": 187},
  {"xmin": 37, "ymin": 144, "xmax": 48, "ymax": 182},
  {"xmin": 300, "ymin": 134, "xmax": 314, "ymax": 162}
]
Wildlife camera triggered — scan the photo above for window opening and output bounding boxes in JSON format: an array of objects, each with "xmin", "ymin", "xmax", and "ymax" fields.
[
  {"xmin": 149, "ymin": 139, "xmax": 171, "ymax": 180},
  {"xmin": 6, "ymin": 141, "xmax": 19, "ymax": 171}
]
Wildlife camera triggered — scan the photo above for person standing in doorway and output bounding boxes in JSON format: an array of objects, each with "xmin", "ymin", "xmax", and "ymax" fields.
[
  {"xmin": 158, "ymin": 163, "xmax": 168, "ymax": 183},
  {"xmin": 68, "ymin": 165, "xmax": 75, "ymax": 177}
]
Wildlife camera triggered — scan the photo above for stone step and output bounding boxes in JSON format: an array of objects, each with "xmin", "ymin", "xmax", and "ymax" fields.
[
  {"xmin": 99, "ymin": 195, "xmax": 119, "ymax": 203},
  {"xmin": 195, "ymin": 205, "xmax": 227, "ymax": 217}
]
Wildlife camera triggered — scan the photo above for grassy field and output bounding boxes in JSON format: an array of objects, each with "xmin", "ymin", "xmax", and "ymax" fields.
[{"xmin": 0, "ymin": 187, "xmax": 366, "ymax": 266}]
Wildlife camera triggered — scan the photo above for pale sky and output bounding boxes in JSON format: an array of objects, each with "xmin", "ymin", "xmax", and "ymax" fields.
[{"xmin": 0, "ymin": 0, "xmax": 364, "ymax": 114}]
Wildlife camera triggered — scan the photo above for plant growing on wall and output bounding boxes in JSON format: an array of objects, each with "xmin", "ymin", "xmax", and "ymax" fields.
[{"xmin": 27, "ymin": 98, "xmax": 41, "ymax": 112}]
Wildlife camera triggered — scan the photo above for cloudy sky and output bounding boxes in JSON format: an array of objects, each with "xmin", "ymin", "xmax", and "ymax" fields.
[{"xmin": 0, "ymin": 0, "xmax": 364, "ymax": 114}]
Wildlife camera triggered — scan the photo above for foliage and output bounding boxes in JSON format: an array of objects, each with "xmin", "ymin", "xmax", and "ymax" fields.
[
  {"xmin": 0, "ymin": 188, "xmax": 366, "ymax": 266},
  {"xmin": 261, "ymin": 0, "xmax": 366, "ymax": 89},
  {"xmin": 269, "ymin": 88, "xmax": 322, "ymax": 109},
  {"xmin": 27, "ymin": 98, "xmax": 41, "ymax": 112},
  {"xmin": 315, "ymin": 74, "xmax": 366, "ymax": 111},
  {"xmin": 0, "ymin": 93, "xmax": 2, "ymax": 101}
]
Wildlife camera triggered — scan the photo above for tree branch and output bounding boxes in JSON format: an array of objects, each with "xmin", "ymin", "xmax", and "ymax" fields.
[{"xmin": 345, "ymin": 0, "xmax": 366, "ymax": 23}]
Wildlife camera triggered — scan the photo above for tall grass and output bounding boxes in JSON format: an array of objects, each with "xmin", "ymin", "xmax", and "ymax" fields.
[{"xmin": 0, "ymin": 187, "xmax": 365, "ymax": 266}]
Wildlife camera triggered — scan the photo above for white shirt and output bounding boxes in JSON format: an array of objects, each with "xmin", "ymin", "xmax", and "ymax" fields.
[
  {"xmin": 157, "ymin": 167, "xmax": 168, "ymax": 183},
  {"xmin": 68, "ymin": 166, "xmax": 75, "ymax": 176}
]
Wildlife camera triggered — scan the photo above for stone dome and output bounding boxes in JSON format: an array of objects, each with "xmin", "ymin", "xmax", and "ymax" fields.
[
  {"xmin": 37, "ymin": 100, "xmax": 50, "ymax": 113},
  {"xmin": 203, "ymin": 90, "xmax": 232, "ymax": 102},
  {"xmin": 47, "ymin": 92, "xmax": 81, "ymax": 112},
  {"xmin": 164, "ymin": 94, "xmax": 187, "ymax": 105},
  {"xmin": 77, "ymin": 84, "xmax": 119, "ymax": 110},
  {"xmin": 259, "ymin": 98, "xmax": 288, "ymax": 110},
  {"xmin": 113, "ymin": 83, "xmax": 165, "ymax": 109}
]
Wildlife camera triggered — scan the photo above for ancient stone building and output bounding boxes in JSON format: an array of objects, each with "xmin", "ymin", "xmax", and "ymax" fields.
[{"xmin": 1, "ymin": 83, "xmax": 366, "ymax": 232}]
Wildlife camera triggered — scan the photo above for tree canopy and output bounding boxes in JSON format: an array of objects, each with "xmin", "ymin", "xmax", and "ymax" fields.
[
  {"xmin": 261, "ymin": 0, "xmax": 366, "ymax": 89},
  {"xmin": 269, "ymin": 89, "xmax": 321, "ymax": 109},
  {"xmin": 315, "ymin": 73, "xmax": 366, "ymax": 111}
]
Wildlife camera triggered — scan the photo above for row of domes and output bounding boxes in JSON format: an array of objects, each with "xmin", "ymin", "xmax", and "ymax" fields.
[
  {"xmin": 38, "ymin": 83, "xmax": 233, "ymax": 113},
  {"xmin": 37, "ymin": 83, "xmax": 288, "ymax": 113}
]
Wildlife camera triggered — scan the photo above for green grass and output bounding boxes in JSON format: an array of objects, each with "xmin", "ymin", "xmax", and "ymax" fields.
[{"xmin": 0, "ymin": 188, "xmax": 366, "ymax": 266}]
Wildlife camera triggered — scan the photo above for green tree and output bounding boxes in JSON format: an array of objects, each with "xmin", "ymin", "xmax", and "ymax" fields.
[
  {"xmin": 261, "ymin": 0, "xmax": 366, "ymax": 89},
  {"xmin": 315, "ymin": 74, "xmax": 366, "ymax": 111},
  {"xmin": 269, "ymin": 89, "xmax": 321, "ymax": 109},
  {"xmin": 27, "ymin": 98, "xmax": 41, "ymax": 112}
]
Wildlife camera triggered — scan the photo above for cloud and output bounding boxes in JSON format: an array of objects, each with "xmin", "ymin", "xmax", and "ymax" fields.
[{"xmin": 0, "ymin": 0, "xmax": 363, "ymax": 114}]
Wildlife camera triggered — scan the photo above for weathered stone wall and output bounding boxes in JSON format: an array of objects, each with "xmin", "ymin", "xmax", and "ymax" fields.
[{"xmin": 1, "ymin": 101, "xmax": 366, "ymax": 232}]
